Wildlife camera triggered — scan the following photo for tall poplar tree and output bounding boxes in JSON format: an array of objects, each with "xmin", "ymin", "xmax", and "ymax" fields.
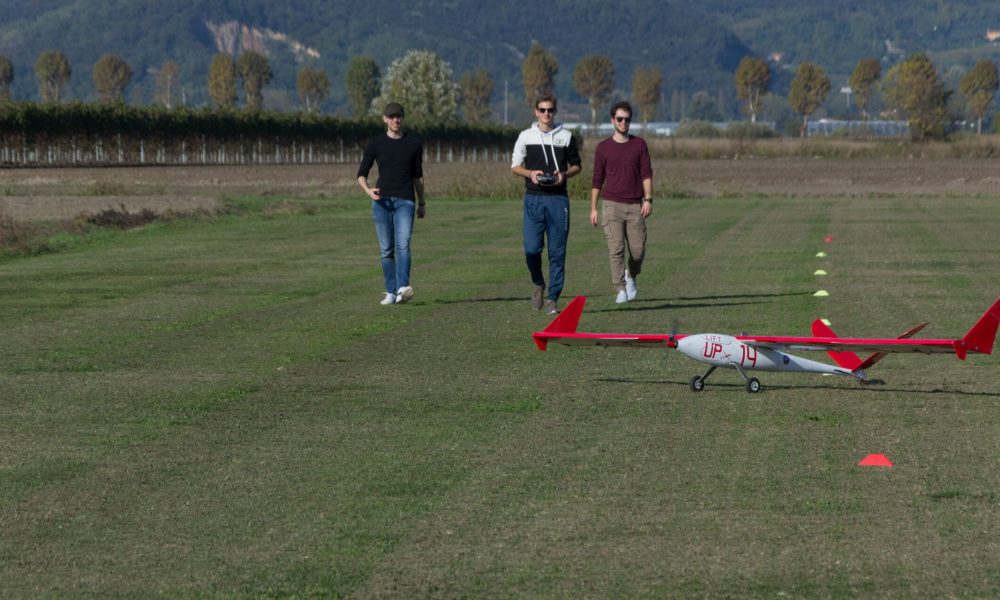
[
  {"xmin": 344, "ymin": 56, "xmax": 380, "ymax": 118},
  {"xmin": 788, "ymin": 62, "xmax": 831, "ymax": 137},
  {"xmin": 155, "ymin": 60, "xmax": 181, "ymax": 108},
  {"xmin": 959, "ymin": 59, "xmax": 999, "ymax": 134},
  {"xmin": 297, "ymin": 66, "xmax": 330, "ymax": 113},
  {"xmin": 734, "ymin": 56, "xmax": 770, "ymax": 123},
  {"xmin": 92, "ymin": 54, "xmax": 132, "ymax": 103},
  {"xmin": 0, "ymin": 55, "xmax": 13, "ymax": 101},
  {"xmin": 849, "ymin": 58, "xmax": 881, "ymax": 120},
  {"xmin": 573, "ymin": 55, "xmax": 614, "ymax": 127},
  {"xmin": 883, "ymin": 53, "xmax": 950, "ymax": 140},
  {"xmin": 522, "ymin": 42, "xmax": 558, "ymax": 108},
  {"xmin": 207, "ymin": 54, "xmax": 237, "ymax": 109},
  {"xmin": 458, "ymin": 69, "xmax": 494, "ymax": 123},
  {"xmin": 237, "ymin": 51, "xmax": 272, "ymax": 111},
  {"xmin": 632, "ymin": 65, "xmax": 663, "ymax": 126},
  {"xmin": 34, "ymin": 50, "xmax": 71, "ymax": 103}
]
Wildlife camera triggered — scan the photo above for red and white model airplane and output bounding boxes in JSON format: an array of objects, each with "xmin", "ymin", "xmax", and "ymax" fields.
[{"xmin": 533, "ymin": 296, "xmax": 1000, "ymax": 393}]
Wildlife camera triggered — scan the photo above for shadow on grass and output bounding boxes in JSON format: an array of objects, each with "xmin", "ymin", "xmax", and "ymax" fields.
[
  {"xmin": 433, "ymin": 296, "xmax": 526, "ymax": 305},
  {"xmin": 598, "ymin": 377, "xmax": 1000, "ymax": 397},
  {"xmin": 585, "ymin": 291, "xmax": 814, "ymax": 314}
]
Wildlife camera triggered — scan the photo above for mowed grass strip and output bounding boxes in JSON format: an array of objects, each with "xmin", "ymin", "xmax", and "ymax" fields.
[{"xmin": 1, "ymin": 193, "xmax": 999, "ymax": 597}]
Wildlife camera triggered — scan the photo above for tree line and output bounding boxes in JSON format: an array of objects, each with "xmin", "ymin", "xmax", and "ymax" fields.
[
  {"xmin": 732, "ymin": 53, "xmax": 999, "ymax": 139},
  {"xmin": 2, "ymin": 45, "xmax": 998, "ymax": 141}
]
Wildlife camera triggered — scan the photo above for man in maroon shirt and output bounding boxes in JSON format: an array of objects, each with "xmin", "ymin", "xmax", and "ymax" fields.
[{"xmin": 590, "ymin": 101, "xmax": 653, "ymax": 303}]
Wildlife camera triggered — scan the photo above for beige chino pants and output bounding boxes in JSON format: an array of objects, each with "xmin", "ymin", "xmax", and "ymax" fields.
[{"xmin": 601, "ymin": 200, "xmax": 646, "ymax": 291}]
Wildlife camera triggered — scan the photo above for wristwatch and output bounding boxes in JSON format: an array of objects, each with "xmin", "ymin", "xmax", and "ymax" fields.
[{"xmin": 642, "ymin": 197, "xmax": 653, "ymax": 203}]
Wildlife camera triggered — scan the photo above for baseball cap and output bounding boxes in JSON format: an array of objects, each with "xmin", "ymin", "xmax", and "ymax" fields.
[{"xmin": 383, "ymin": 102, "xmax": 405, "ymax": 117}]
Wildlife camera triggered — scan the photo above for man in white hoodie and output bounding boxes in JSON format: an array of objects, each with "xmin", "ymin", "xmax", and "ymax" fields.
[{"xmin": 511, "ymin": 94, "xmax": 582, "ymax": 314}]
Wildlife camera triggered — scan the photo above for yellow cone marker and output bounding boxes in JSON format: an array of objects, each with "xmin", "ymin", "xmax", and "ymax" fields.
[
  {"xmin": 814, "ymin": 290, "xmax": 829, "ymax": 297},
  {"xmin": 814, "ymin": 269, "xmax": 828, "ymax": 275},
  {"xmin": 816, "ymin": 252, "xmax": 827, "ymax": 258}
]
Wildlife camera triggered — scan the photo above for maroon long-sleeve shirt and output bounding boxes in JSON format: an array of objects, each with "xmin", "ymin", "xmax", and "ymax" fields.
[{"xmin": 591, "ymin": 135, "xmax": 653, "ymax": 204}]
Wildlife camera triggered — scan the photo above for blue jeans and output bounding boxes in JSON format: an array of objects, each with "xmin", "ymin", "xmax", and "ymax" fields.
[
  {"xmin": 523, "ymin": 193, "xmax": 570, "ymax": 301},
  {"xmin": 372, "ymin": 197, "xmax": 415, "ymax": 294}
]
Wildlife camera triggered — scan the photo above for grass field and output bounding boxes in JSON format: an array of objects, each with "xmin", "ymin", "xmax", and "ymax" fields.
[{"xmin": 2, "ymin": 168, "xmax": 1000, "ymax": 597}]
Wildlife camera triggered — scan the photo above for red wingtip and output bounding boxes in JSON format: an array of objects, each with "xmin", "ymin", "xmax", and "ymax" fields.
[
  {"xmin": 533, "ymin": 296, "xmax": 587, "ymax": 352},
  {"xmin": 961, "ymin": 298, "xmax": 1000, "ymax": 355}
]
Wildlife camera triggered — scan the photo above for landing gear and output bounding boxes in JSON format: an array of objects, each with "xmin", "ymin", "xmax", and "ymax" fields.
[
  {"xmin": 689, "ymin": 366, "xmax": 715, "ymax": 392},
  {"xmin": 734, "ymin": 364, "xmax": 762, "ymax": 394},
  {"xmin": 687, "ymin": 365, "xmax": 762, "ymax": 393}
]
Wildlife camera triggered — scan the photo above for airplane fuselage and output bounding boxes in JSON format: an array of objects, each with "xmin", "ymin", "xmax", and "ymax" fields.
[{"xmin": 676, "ymin": 334, "xmax": 860, "ymax": 378}]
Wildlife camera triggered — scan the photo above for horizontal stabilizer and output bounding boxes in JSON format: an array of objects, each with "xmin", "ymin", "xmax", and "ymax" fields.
[{"xmin": 811, "ymin": 319, "xmax": 862, "ymax": 370}]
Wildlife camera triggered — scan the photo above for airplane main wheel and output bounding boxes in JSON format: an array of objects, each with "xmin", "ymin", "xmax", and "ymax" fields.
[
  {"xmin": 746, "ymin": 378, "xmax": 761, "ymax": 394},
  {"xmin": 690, "ymin": 376, "xmax": 705, "ymax": 392}
]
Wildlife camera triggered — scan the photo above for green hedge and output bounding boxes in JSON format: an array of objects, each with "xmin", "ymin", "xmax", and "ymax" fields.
[{"xmin": 0, "ymin": 101, "xmax": 518, "ymax": 144}]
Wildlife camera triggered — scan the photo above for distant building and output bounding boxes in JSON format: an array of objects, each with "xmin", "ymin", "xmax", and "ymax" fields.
[
  {"xmin": 806, "ymin": 118, "xmax": 909, "ymax": 138},
  {"xmin": 768, "ymin": 52, "xmax": 784, "ymax": 64},
  {"xmin": 563, "ymin": 121, "xmax": 777, "ymax": 138},
  {"xmin": 986, "ymin": 29, "xmax": 1000, "ymax": 43}
]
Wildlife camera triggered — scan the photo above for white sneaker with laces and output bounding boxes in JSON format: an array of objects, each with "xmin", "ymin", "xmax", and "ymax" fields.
[
  {"xmin": 625, "ymin": 271, "xmax": 638, "ymax": 301},
  {"xmin": 395, "ymin": 286, "xmax": 414, "ymax": 304},
  {"xmin": 615, "ymin": 290, "xmax": 628, "ymax": 304},
  {"xmin": 381, "ymin": 293, "xmax": 397, "ymax": 305}
]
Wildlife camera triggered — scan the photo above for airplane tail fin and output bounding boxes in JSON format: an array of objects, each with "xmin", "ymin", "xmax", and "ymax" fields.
[
  {"xmin": 533, "ymin": 296, "xmax": 586, "ymax": 351},
  {"xmin": 811, "ymin": 319, "xmax": 863, "ymax": 370},
  {"xmin": 958, "ymin": 298, "xmax": 1000, "ymax": 358}
]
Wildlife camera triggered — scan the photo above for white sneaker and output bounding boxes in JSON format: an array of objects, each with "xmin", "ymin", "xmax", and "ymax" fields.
[
  {"xmin": 395, "ymin": 286, "xmax": 413, "ymax": 304},
  {"xmin": 615, "ymin": 290, "xmax": 628, "ymax": 304},
  {"xmin": 625, "ymin": 271, "xmax": 638, "ymax": 301},
  {"xmin": 380, "ymin": 293, "xmax": 396, "ymax": 305}
]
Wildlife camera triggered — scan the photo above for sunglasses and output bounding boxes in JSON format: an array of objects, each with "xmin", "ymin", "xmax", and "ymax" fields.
[
  {"xmin": 615, "ymin": 116, "xmax": 631, "ymax": 123},
  {"xmin": 386, "ymin": 114, "xmax": 403, "ymax": 119},
  {"xmin": 537, "ymin": 107, "xmax": 556, "ymax": 114}
]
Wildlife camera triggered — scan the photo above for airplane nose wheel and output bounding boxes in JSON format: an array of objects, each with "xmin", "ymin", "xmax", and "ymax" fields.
[
  {"xmin": 746, "ymin": 377, "xmax": 761, "ymax": 394},
  {"xmin": 689, "ymin": 366, "xmax": 715, "ymax": 392}
]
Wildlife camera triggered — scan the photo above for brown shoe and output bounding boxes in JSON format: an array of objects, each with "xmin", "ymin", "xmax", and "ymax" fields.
[
  {"xmin": 531, "ymin": 284, "xmax": 545, "ymax": 310},
  {"xmin": 544, "ymin": 299, "xmax": 559, "ymax": 315}
]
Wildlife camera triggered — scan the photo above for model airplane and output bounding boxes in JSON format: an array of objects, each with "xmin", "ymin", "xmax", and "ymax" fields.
[{"xmin": 533, "ymin": 296, "xmax": 1000, "ymax": 393}]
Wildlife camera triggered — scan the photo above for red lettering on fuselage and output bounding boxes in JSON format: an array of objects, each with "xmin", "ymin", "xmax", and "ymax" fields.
[
  {"xmin": 703, "ymin": 341, "xmax": 724, "ymax": 359},
  {"xmin": 741, "ymin": 344, "xmax": 757, "ymax": 367}
]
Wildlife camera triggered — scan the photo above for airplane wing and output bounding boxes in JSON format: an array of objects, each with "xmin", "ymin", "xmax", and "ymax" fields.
[
  {"xmin": 741, "ymin": 335, "xmax": 958, "ymax": 355},
  {"xmin": 535, "ymin": 296, "xmax": 1000, "ymax": 362},
  {"xmin": 532, "ymin": 296, "xmax": 681, "ymax": 350},
  {"xmin": 743, "ymin": 297, "xmax": 1000, "ymax": 360}
]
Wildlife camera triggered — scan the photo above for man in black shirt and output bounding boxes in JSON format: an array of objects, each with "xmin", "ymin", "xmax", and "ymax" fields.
[{"xmin": 357, "ymin": 102, "xmax": 426, "ymax": 305}]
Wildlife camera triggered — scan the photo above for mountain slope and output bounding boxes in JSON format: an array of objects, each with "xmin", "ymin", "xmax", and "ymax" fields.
[{"xmin": 0, "ymin": 0, "xmax": 748, "ymax": 114}]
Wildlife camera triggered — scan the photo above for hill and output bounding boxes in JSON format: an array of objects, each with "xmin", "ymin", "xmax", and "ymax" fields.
[
  {"xmin": 3, "ymin": 1, "xmax": 1000, "ymax": 119},
  {"xmin": 0, "ymin": 0, "xmax": 747, "ymax": 119}
]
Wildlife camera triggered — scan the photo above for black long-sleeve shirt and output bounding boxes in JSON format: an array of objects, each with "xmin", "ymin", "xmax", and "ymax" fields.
[{"xmin": 357, "ymin": 134, "xmax": 424, "ymax": 200}]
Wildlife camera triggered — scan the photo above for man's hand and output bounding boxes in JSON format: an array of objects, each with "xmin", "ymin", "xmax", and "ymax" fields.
[
  {"xmin": 417, "ymin": 204, "xmax": 426, "ymax": 219},
  {"xmin": 590, "ymin": 208, "xmax": 600, "ymax": 227},
  {"xmin": 641, "ymin": 200, "xmax": 652, "ymax": 218},
  {"xmin": 366, "ymin": 187, "xmax": 381, "ymax": 200}
]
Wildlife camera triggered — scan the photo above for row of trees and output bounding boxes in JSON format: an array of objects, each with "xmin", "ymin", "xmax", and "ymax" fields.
[
  {"xmin": 521, "ymin": 43, "xmax": 662, "ymax": 127},
  {"xmin": 735, "ymin": 54, "xmax": 999, "ymax": 139},
  {"xmin": 4, "ymin": 46, "xmax": 999, "ymax": 138}
]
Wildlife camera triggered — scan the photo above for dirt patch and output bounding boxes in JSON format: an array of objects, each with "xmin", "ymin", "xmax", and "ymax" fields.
[
  {"xmin": 2, "ymin": 158, "xmax": 999, "ymax": 222},
  {"xmin": 0, "ymin": 196, "xmax": 221, "ymax": 221}
]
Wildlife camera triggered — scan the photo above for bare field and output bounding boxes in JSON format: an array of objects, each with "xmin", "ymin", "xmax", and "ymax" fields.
[{"xmin": 2, "ymin": 157, "xmax": 1000, "ymax": 221}]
